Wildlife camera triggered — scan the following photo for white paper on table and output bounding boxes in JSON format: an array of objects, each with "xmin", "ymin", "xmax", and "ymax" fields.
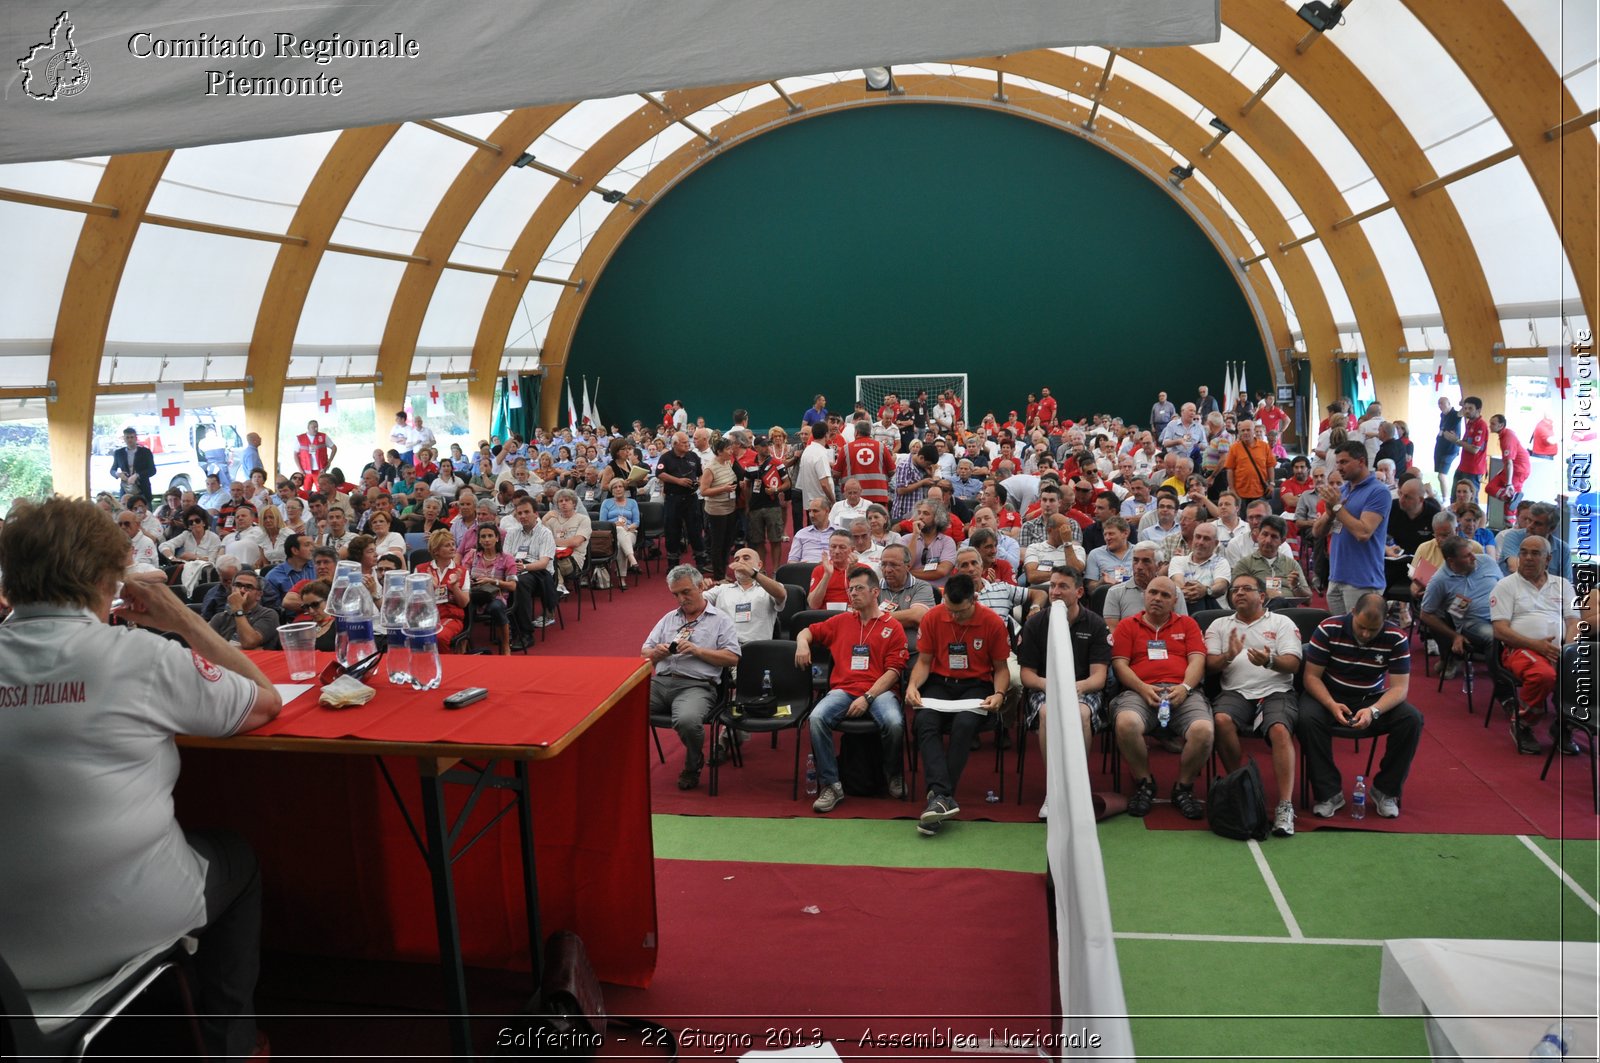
[
  {"xmin": 918, "ymin": 697, "xmax": 987, "ymax": 714},
  {"xmin": 272, "ymin": 683, "xmax": 315, "ymax": 705},
  {"xmin": 741, "ymin": 1043, "xmax": 842, "ymax": 1063}
]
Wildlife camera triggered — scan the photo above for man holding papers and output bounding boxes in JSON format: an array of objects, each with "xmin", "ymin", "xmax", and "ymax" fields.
[
  {"xmin": 796, "ymin": 566, "xmax": 910, "ymax": 814},
  {"xmin": 905, "ymin": 574, "xmax": 1012, "ymax": 836}
]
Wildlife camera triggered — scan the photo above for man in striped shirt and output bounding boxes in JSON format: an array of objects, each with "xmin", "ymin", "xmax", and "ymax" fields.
[{"xmin": 1298, "ymin": 593, "xmax": 1425, "ymax": 819}]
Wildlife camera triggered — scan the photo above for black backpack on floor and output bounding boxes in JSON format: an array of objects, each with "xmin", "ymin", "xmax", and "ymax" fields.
[{"xmin": 1207, "ymin": 759, "xmax": 1270, "ymax": 841}]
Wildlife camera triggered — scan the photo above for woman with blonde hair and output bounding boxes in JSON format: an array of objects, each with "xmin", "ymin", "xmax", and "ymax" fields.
[
  {"xmin": 414, "ymin": 527, "xmax": 470, "ymax": 650},
  {"xmin": 256, "ymin": 503, "xmax": 291, "ymax": 567}
]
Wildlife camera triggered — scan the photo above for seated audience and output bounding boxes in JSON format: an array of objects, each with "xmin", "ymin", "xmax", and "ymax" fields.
[{"xmin": 642, "ymin": 565, "xmax": 742, "ymax": 790}]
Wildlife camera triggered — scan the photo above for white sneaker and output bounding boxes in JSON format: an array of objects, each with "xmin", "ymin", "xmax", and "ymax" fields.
[
  {"xmin": 812, "ymin": 782, "xmax": 844, "ymax": 814},
  {"xmin": 1272, "ymin": 800, "xmax": 1295, "ymax": 837},
  {"xmin": 1038, "ymin": 802, "xmax": 1048, "ymax": 820},
  {"xmin": 1369, "ymin": 785, "xmax": 1400, "ymax": 818},
  {"xmin": 1312, "ymin": 792, "xmax": 1345, "ymax": 818}
]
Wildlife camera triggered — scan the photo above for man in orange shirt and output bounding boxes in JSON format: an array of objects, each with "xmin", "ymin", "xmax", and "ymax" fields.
[
  {"xmin": 906, "ymin": 574, "xmax": 1012, "ymax": 835},
  {"xmin": 1221, "ymin": 419, "xmax": 1275, "ymax": 505}
]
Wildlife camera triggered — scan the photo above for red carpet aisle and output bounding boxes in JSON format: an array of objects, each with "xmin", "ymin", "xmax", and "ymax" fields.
[{"xmin": 604, "ymin": 858, "xmax": 1053, "ymax": 1051}]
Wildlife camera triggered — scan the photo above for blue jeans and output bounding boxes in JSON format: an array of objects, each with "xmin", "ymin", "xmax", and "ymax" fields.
[{"xmin": 808, "ymin": 688, "xmax": 904, "ymax": 786}]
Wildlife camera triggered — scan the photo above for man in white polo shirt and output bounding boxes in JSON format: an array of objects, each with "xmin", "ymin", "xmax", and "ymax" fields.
[
  {"xmin": 1490, "ymin": 535, "xmax": 1581, "ymax": 756},
  {"xmin": 705, "ymin": 548, "xmax": 788, "ymax": 644}
]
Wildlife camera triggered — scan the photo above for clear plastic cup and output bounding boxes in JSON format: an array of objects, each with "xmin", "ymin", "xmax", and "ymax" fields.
[{"xmin": 278, "ymin": 622, "xmax": 318, "ymax": 680}]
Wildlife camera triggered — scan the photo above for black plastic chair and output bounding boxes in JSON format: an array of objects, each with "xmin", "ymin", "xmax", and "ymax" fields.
[
  {"xmin": 707, "ymin": 641, "xmax": 814, "ymax": 799},
  {"xmin": 581, "ymin": 521, "xmax": 620, "ymax": 608},
  {"xmin": 1428, "ymin": 616, "xmax": 1490, "ymax": 714},
  {"xmin": 774, "ymin": 584, "xmax": 807, "ymax": 639},
  {"xmin": 1482, "ymin": 636, "xmax": 1521, "ymax": 729},
  {"xmin": 408, "ymin": 548, "xmax": 432, "ymax": 571},
  {"xmin": 649, "ymin": 670, "xmax": 730, "ymax": 765},
  {"xmin": 774, "ymin": 561, "xmax": 818, "ymax": 590},
  {"xmin": 788, "ymin": 609, "xmax": 843, "ymax": 696},
  {"xmin": 0, "ymin": 940, "xmax": 206, "ymax": 1060},
  {"xmin": 635, "ymin": 501, "xmax": 665, "ymax": 576},
  {"xmin": 1542, "ymin": 641, "xmax": 1597, "ymax": 812}
]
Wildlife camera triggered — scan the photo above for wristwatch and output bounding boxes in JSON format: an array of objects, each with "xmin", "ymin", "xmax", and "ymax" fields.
[
  {"xmin": 1370, "ymin": 706, "xmax": 1383, "ymax": 721},
  {"xmin": 232, "ymin": 609, "xmax": 246, "ymax": 617},
  {"xmin": 1329, "ymin": 501, "xmax": 1343, "ymax": 513}
]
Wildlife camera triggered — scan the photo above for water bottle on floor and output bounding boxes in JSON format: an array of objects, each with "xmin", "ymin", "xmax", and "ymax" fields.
[
  {"xmin": 404, "ymin": 573, "xmax": 442, "ymax": 691},
  {"xmin": 1352, "ymin": 775, "xmax": 1367, "ymax": 820},
  {"xmin": 380, "ymin": 570, "xmax": 411, "ymax": 685},
  {"xmin": 805, "ymin": 753, "xmax": 818, "ymax": 795},
  {"xmin": 1529, "ymin": 1020, "xmax": 1573, "ymax": 1058}
]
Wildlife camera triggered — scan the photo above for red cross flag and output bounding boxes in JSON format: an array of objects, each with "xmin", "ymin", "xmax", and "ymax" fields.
[
  {"xmin": 315, "ymin": 376, "xmax": 338, "ymax": 417},
  {"xmin": 1548, "ymin": 344, "xmax": 1574, "ymax": 401},
  {"xmin": 154, "ymin": 382, "xmax": 185, "ymax": 449},
  {"xmin": 506, "ymin": 371, "xmax": 522, "ymax": 410},
  {"xmin": 1355, "ymin": 350, "xmax": 1376, "ymax": 405},
  {"xmin": 426, "ymin": 372, "xmax": 446, "ymax": 417},
  {"xmin": 1431, "ymin": 349, "xmax": 1448, "ymax": 392}
]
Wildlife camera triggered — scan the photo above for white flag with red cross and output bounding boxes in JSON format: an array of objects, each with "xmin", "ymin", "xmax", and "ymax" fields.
[
  {"xmin": 1355, "ymin": 350, "xmax": 1376, "ymax": 405},
  {"xmin": 1548, "ymin": 345, "xmax": 1574, "ymax": 403},
  {"xmin": 314, "ymin": 376, "xmax": 337, "ymax": 418},
  {"xmin": 506, "ymin": 371, "xmax": 522, "ymax": 410},
  {"xmin": 426, "ymin": 372, "xmax": 446, "ymax": 417},
  {"xmin": 1431, "ymin": 349, "xmax": 1449, "ymax": 392},
  {"xmin": 154, "ymin": 382, "xmax": 185, "ymax": 449}
]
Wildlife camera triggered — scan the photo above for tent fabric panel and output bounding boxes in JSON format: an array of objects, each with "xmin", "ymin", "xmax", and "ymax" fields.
[
  {"xmin": 105, "ymin": 225, "xmax": 280, "ymax": 344},
  {"xmin": 0, "ymin": 205, "xmax": 84, "ymax": 343},
  {"xmin": 291, "ymin": 255, "xmax": 408, "ymax": 347}
]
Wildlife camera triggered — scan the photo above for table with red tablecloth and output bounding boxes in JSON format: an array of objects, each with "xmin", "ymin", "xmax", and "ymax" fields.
[{"xmin": 175, "ymin": 652, "xmax": 655, "ymax": 1056}]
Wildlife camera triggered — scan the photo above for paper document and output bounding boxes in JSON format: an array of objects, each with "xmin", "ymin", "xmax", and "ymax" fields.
[
  {"xmin": 919, "ymin": 697, "xmax": 988, "ymax": 715},
  {"xmin": 273, "ymin": 683, "xmax": 315, "ymax": 705}
]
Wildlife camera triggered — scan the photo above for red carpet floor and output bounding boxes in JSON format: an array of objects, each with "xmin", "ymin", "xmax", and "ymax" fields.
[{"xmin": 604, "ymin": 858, "xmax": 1053, "ymax": 1054}]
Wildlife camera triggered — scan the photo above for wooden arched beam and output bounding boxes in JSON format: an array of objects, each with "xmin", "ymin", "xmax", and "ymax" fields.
[
  {"xmin": 1226, "ymin": 0, "xmax": 1505, "ymax": 412},
  {"xmin": 1042, "ymin": 46, "xmax": 1398, "ymax": 410},
  {"xmin": 371, "ymin": 106, "xmax": 571, "ymax": 423},
  {"xmin": 467, "ymin": 85, "xmax": 759, "ymax": 433},
  {"xmin": 243, "ymin": 124, "xmax": 400, "ymax": 478},
  {"xmin": 1404, "ymin": 0, "xmax": 1597, "ymax": 330},
  {"xmin": 47, "ymin": 151, "xmax": 171, "ymax": 498},
  {"xmin": 536, "ymin": 75, "xmax": 1317, "ymax": 413}
]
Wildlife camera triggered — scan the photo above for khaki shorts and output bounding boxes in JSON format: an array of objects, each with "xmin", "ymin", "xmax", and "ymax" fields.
[
  {"xmin": 1212, "ymin": 689, "xmax": 1299, "ymax": 736},
  {"xmin": 747, "ymin": 506, "xmax": 785, "ymax": 544},
  {"xmin": 1111, "ymin": 687, "xmax": 1211, "ymax": 736}
]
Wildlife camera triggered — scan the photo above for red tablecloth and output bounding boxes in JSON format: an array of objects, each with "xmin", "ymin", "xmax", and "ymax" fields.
[{"xmin": 175, "ymin": 653, "xmax": 657, "ymax": 987}]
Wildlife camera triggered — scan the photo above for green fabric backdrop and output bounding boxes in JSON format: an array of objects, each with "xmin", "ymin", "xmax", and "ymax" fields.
[
  {"xmin": 492, "ymin": 373, "xmax": 542, "ymax": 441},
  {"xmin": 1338, "ymin": 359, "xmax": 1368, "ymax": 418},
  {"xmin": 568, "ymin": 104, "xmax": 1268, "ymax": 432}
]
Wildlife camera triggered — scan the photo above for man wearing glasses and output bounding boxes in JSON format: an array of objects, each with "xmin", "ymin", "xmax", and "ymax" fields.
[{"xmin": 206, "ymin": 571, "xmax": 279, "ymax": 650}]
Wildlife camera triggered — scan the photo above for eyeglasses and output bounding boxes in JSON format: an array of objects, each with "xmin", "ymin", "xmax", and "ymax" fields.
[
  {"xmin": 187, "ymin": 518, "xmax": 206, "ymax": 526},
  {"xmin": 303, "ymin": 599, "xmax": 325, "ymax": 609},
  {"xmin": 234, "ymin": 583, "xmax": 260, "ymax": 591}
]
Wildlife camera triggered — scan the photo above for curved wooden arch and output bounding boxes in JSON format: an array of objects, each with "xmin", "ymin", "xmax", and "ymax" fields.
[
  {"xmin": 1081, "ymin": 48, "xmax": 1402, "ymax": 409},
  {"xmin": 47, "ymin": 151, "xmax": 171, "ymax": 497},
  {"xmin": 466, "ymin": 84, "xmax": 760, "ymax": 431},
  {"xmin": 371, "ymin": 105, "xmax": 571, "ymax": 421},
  {"xmin": 242, "ymin": 124, "xmax": 400, "ymax": 477},
  {"xmin": 1403, "ymin": 0, "xmax": 1597, "ymax": 330},
  {"xmin": 535, "ymin": 68, "xmax": 1347, "ymax": 415},
  {"xmin": 1225, "ymin": 0, "xmax": 1505, "ymax": 410}
]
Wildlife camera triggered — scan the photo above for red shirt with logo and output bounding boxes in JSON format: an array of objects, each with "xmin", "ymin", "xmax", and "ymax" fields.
[
  {"xmin": 808, "ymin": 564, "xmax": 851, "ymax": 606},
  {"xmin": 1457, "ymin": 416, "xmax": 1490, "ymax": 475},
  {"xmin": 1112, "ymin": 611, "xmax": 1205, "ymax": 687},
  {"xmin": 916, "ymin": 603, "xmax": 1011, "ymax": 680},
  {"xmin": 808, "ymin": 608, "xmax": 909, "ymax": 696}
]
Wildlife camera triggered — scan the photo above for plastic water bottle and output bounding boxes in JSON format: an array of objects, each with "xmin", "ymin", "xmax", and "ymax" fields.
[
  {"xmin": 1530, "ymin": 1021, "xmax": 1573, "ymax": 1058},
  {"xmin": 761, "ymin": 669, "xmax": 773, "ymax": 696},
  {"xmin": 1158, "ymin": 695, "xmax": 1171, "ymax": 729},
  {"xmin": 334, "ymin": 560, "xmax": 379, "ymax": 668},
  {"xmin": 1352, "ymin": 775, "xmax": 1367, "ymax": 820},
  {"xmin": 985, "ymin": 789, "xmax": 999, "ymax": 804},
  {"xmin": 404, "ymin": 573, "xmax": 442, "ymax": 691},
  {"xmin": 330, "ymin": 571, "xmax": 352, "ymax": 667},
  {"xmin": 380, "ymin": 570, "xmax": 411, "ymax": 685},
  {"xmin": 804, "ymin": 753, "xmax": 818, "ymax": 795}
]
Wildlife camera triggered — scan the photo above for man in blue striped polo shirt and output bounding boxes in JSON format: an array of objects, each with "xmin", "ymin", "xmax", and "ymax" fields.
[{"xmin": 1298, "ymin": 592, "xmax": 1425, "ymax": 819}]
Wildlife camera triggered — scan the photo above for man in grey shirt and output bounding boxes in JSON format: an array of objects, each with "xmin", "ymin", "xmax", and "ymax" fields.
[
  {"xmin": 206, "ymin": 570, "xmax": 280, "ymax": 650},
  {"xmin": 642, "ymin": 564, "xmax": 742, "ymax": 790},
  {"xmin": 1103, "ymin": 542, "xmax": 1190, "ymax": 625},
  {"xmin": 877, "ymin": 543, "xmax": 936, "ymax": 652}
]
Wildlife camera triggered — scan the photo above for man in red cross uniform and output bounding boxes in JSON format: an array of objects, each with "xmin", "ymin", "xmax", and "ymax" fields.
[
  {"xmin": 834, "ymin": 416, "xmax": 893, "ymax": 507},
  {"xmin": 295, "ymin": 419, "xmax": 337, "ymax": 476}
]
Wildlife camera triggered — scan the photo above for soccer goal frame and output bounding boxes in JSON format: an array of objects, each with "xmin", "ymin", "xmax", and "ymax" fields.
[{"xmin": 856, "ymin": 373, "xmax": 969, "ymax": 416}]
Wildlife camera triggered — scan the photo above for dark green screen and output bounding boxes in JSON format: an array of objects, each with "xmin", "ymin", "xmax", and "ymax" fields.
[{"xmin": 568, "ymin": 103, "xmax": 1267, "ymax": 432}]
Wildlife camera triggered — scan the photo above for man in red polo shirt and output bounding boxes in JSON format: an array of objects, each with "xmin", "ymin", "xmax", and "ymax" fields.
[
  {"xmin": 797, "ymin": 565, "xmax": 911, "ymax": 812},
  {"xmin": 1111, "ymin": 575, "xmax": 1212, "ymax": 819},
  {"xmin": 1036, "ymin": 387, "xmax": 1057, "ymax": 427},
  {"xmin": 1448, "ymin": 396, "xmax": 1489, "ymax": 494},
  {"xmin": 906, "ymin": 574, "xmax": 1012, "ymax": 836},
  {"xmin": 806, "ymin": 530, "xmax": 857, "ymax": 610}
]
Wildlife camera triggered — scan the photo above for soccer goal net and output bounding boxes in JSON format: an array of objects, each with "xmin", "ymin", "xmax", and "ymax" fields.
[{"xmin": 856, "ymin": 373, "xmax": 969, "ymax": 417}]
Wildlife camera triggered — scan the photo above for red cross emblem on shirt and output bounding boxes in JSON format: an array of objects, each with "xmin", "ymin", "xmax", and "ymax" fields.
[
  {"xmin": 319, "ymin": 390, "xmax": 334, "ymax": 413},
  {"xmin": 160, "ymin": 398, "xmax": 182, "ymax": 425}
]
